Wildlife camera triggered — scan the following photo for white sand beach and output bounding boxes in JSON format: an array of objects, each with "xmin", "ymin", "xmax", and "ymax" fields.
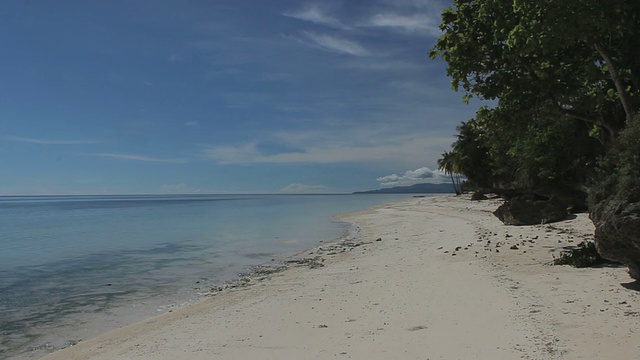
[{"xmin": 42, "ymin": 195, "xmax": 640, "ymax": 359}]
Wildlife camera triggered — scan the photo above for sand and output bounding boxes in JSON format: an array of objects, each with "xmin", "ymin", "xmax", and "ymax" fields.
[{"xmin": 41, "ymin": 195, "xmax": 640, "ymax": 359}]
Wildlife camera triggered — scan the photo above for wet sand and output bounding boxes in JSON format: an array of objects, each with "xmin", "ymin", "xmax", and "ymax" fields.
[{"xmin": 42, "ymin": 195, "xmax": 640, "ymax": 359}]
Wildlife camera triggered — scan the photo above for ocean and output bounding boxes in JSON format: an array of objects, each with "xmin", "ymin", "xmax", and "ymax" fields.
[{"xmin": 0, "ymin": 193, "xmax": 419, "ymax": 359}]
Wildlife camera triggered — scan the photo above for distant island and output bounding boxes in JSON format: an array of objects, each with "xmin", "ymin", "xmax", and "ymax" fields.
[{"xmin": 353, "ymin": 183, "xmax": 454, "ymax": 194}]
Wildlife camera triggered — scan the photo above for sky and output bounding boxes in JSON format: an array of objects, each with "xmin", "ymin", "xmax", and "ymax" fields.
[{"xmin": 0, "ymin": 0, "xmax": 483, "ymax": 195}]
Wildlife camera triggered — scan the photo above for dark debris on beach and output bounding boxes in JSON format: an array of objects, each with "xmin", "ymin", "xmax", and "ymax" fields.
[{"xmin": 208, "ymin": 235, "xmax": 375, "ymax": 294}]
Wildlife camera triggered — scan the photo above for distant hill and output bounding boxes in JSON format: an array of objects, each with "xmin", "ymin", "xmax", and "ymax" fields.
[{"xmin": 353, "ymin": 183, "xmax": 454, "ymax": 194}]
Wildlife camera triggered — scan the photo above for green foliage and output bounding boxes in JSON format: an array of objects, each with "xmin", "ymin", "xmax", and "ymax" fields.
[
  {"xmin": 430, "ymin": 0, "xmax": 640, "ymax": 136},
  {"xmin": 590, "ymin": 115, "xmax": 640, "ymax": 204},
  {"xmin": 437, "ymin": 150, "xmax": 464, "ymax": 195},
  {"xmin": 438, "ymin": 103, "xmax": 602, "ymax": 192},
  {"xmin": 432, "ymin": 0, "xmax": 640, "ymax": 195},
  {"xmin": 451, "ymin": 119, "xmax": 492, "ymax": 188},
  {"xmin": 616, "ymin": 119, "xmax": 640, "ymax": 200},
  {"xmin": 553, "ymin": 241, "xmax": 607, "ymax": 268}
]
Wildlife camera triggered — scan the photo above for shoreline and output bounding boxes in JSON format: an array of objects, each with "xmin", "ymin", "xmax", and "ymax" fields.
[
  {"xmin": 5, "ymin": 194, "xmax": 415, "ymax": 360},
  {"xmin": 41, "ymin": 195, "xmax": 640, "ymax": 359}
]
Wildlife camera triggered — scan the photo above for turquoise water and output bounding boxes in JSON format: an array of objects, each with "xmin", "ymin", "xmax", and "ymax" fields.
[{"xmin": 0, "ymin": 194, "xmax": 418, "ymax": 359}]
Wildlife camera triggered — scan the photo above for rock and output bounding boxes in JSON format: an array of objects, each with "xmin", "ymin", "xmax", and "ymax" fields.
[
  {"xmin": 493, "ymin": 194, "xmax": 569, "ymax": 225},
  {"xmin": 591, "ymin": 199, "xmax": 640, "ymax": 279},
  {"xmin": 64, "ymin": 339, "xmax": 80, "ymax": 347},
  {"xmin": 471, "ymin": 191, "xmax": 488, "ymax": 201}
]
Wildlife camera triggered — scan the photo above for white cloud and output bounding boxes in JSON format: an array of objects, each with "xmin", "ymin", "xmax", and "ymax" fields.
[
  {"xmin": 300, "ymin": 31, "xmax": 370, "ymax": 56},
  {"xmin": 278, "ymin": 183, "xmax": 331, "ymax": 194},
  {"xmin": 4, "ymin": 135, "xmax": 100, "ymax": 145},
  {"xmin": 283, "ymin": 5, "xmax": 348, "ymax": 30},
  {"xmin": 91, "ymin": 153, "xmax": 190, "ymax": 164},
  {"xmin": 377, "ymin": 167, "xmax": 450, "ymax": 186},
  {"xmin": 360, "ymin": 13, "xmax": 441, "ymax": 36}
]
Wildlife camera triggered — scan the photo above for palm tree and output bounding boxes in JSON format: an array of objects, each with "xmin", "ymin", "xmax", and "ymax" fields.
[{"xmin": 438, "ymin": 151, "xmax": 462, "ymax": 195}]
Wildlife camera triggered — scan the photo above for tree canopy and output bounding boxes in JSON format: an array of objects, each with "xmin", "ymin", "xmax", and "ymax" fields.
[{"xmin": 430, "ymin": 0, "xmax": 640, "ymax": 197}]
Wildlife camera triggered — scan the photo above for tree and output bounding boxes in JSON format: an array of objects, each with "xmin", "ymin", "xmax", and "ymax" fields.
[
  {"xmin": 450, "ymin": 119, "xmax": 492, "ymax": 188},
  {"xmin": 508, "ymin": 0, "xmax": 639, "ymax": 124},
  {"xmin": 431, "ymin": 0, "xmax": 639, "ymax": 195},
  {"xmin": 431, "ymin": 0, "xmax": 640, "ymax": 277},
  {"xmin": 437, "ymin": 150, "xmax": 462, "ymax": 195},
  {"xmin": 429, "ymin": 0, "xmax": 640, "ymax": 138}
]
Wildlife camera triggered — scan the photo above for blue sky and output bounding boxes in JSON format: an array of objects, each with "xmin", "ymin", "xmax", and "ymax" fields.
[{"xmin": 0, "ymin": 0, "xmax": 482, "ymax": 195}]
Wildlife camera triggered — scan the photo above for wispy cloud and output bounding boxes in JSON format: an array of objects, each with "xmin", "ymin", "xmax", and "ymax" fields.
[
  {"xmin": 300, "ymin": 31, "xmax": 370, "ymax": 56},
  {"xmin": 90, "ymin": 153, "xmax": 190, "ymax": 164},
  {"xmin": 200, "ymin": 128, "xmax": 453, "ymax": 168},
  {"xmin": 283, "ymin": 5, "xmax": 349, "ymax": 30},
  {"xmin": 4, "ymin": 135, "xmax": 100, "ymax": 145},
  {"xmin": 258, "ymin": 72, "xmax": 291, "ymax": 82},
  {"xmin": 161, "ymin": 183, "xmax": 201, "ymax": 193},
  {"xmin": 278, "ymin": 183, "xmax": 331, "ymax": 194},
  {"xmin": 359, "ymin": 13, "xmax": 441, "ymax": 36},
  {"xmin": 204, "ymin": 143, "xmax": 394, "ymax": 164},
  {"xmin": 167, "ymin": 53, "xmax": 182, "ymax": 62},
  {"xmin": 376, "ymin": 0, "xmax": 445, "ymax": 10}
]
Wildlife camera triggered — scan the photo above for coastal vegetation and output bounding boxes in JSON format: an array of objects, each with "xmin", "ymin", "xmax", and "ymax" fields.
[
  {"xmin": 553, "ymin": 240, "xmax": 606, "ymax": 268},
  {"xmin": 430, "ymin": 0, "xmax": 640, "ymax": 275}
]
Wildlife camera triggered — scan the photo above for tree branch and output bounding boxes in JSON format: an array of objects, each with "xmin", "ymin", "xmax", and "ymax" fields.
[
  {"xmin": 594, "ymin": 42, "xmax": 636, "ymax": 124},
  {"xmin": 547, "ymin": 91, "xmax": 617, "ymax": 138}
]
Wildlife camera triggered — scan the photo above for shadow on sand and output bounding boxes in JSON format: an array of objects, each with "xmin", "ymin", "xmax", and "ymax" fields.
[{"xmin": 621, "ymin": 280, "xmax": 640, "ymax": 291}]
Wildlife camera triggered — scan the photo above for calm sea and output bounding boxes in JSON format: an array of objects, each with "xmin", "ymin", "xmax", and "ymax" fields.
[{"xmin": 0, "ymin": 193, "xmax": 419, "ymax": 359}]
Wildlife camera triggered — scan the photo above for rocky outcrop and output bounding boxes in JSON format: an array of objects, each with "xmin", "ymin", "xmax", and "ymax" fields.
[
  {"xmin": 591, "ymin": 199, "xmax": 640, "ymax": 279},
  {"xmin": 471, "ymin": 191, "xmax": 488, "ymax": 201},
  {"xmin": 493, "ymin": 194, "xmax": 569, "ymax": 225}
]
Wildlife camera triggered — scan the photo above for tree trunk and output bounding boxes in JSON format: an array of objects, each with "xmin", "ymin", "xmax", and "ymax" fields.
[
  {"xmin": 449, "ymin": 173, "xmax": 460, "ymax": 195},
  {"xmin": 454, "ymin": 174, "xmax": 462, "ymax": 195},
  {"xmin": 594, "ymin": 42, "xmax": 636, "ymax": 124}
]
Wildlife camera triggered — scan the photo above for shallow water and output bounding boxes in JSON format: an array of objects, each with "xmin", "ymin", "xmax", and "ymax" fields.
[{"xmin": 0, "ymin": 194, "xmax": 420, "ymax": 359}]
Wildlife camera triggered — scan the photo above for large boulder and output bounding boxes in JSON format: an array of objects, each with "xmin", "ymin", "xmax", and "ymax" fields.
[
  {"xmin": 590, "ymin": 199, "xmax": 640, "ymax": 279},
  {"xmin": 471, "ymin": 191, "xmax": 488, "ymax": 201},
  {"xmin": 493, "ymin": 194, "xmax": 569, "ymax": 225}
]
